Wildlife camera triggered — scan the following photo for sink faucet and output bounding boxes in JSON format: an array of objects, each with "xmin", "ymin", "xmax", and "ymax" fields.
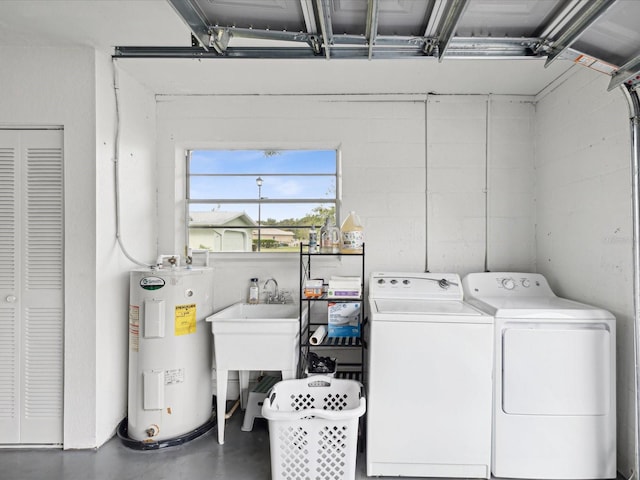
[{"xmin": 263, "ymin": 278, "xmax": 279, "ymax": 303}]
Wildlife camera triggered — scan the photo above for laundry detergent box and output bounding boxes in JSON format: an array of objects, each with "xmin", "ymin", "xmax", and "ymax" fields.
[{"xmin": 328, "ymin": 301, "xmax": 361, "ymax": 337}]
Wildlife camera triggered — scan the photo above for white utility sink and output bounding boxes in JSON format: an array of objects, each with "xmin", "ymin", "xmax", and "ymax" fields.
[
  {"xmin": 209, "ymin": 301, "xmax": 305, "ymax": 322},
  {"xmin": 206, "ymin": 302, "xmax": 308, "ymax": 444}
]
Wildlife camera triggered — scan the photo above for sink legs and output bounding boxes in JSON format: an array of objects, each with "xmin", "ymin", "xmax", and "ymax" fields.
[
  {"xmin": 216, "ymin": 369, "xmax": 228, "ymax": 445},
  {"xmin": 239, "ymin": 371, "xmax": 250, "ymax": 409}
]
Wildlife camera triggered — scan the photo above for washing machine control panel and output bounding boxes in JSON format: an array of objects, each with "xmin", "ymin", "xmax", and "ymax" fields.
[
  {"xmin": 501, "ymin": 278, "xmax": 516, "ymax": 290},
  {"xmin": 370, "ymin": 272, "xmax": 463, "ymax": 300},
  {"xmin": 462, "ymin": 273, "xmax": 555, "ymax": 297},
  {"xmin": 377, "ymin": 278, "xmax": 407, "ymax": 285},
  {"xmin": 496, "ymin": 275, "xmax": 544, "ymax": 292},
  {"xmin": 500, "ymin": 277, "xmax": 534, "ymax": 290}
]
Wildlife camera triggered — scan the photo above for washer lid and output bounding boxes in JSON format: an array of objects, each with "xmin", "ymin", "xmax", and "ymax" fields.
[
  {"xmin": 466, "ymin": 296, "xmax": 615, "ymax": 320},
  {"xmin": 371, "ymin": 298, "xmax": 486, "ymax": 316}
]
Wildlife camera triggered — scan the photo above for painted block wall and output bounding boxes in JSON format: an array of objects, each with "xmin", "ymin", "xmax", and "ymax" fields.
[
  {"xmin": 155, "ymin": 95, "xmax": 429, "ymax": 395},
  {"xmin": 157, "ymin": 95, "xmax": 536, "ymax": 304},
  {"xmin": 535, "ymin": 67, "xmax": 634, "ymax": 476},
  {"xmin": 487, "ymin": 96, "xmax": 537, "ymax": 271},
  {"xmin": 427, "ymin": 95, "xmax": 489, "ymax": 274},
  {"xmin": 155, "ymin": 95, "xmax": 428, "ymax": 310},
  {"xmin": 427, "ymin": 95, "xmax": 536, "ymax": 276},
  {"xmin": 155, "ymin": 92, "xmax": 537, "ymax": 399},
  {"xmin": 0, "ymin": 47, "xmax": 99, "ymax": 448},
  {"xmin": 94, "ymin": 55, "xmax": 158, "ymax": 446},
  {"xmin": 0, "ymin": 48, "xmax": 157, "ymax": 449}
]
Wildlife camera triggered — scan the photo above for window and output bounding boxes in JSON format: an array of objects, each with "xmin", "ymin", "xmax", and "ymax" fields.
[{"xmin": 187, "ymin": 149, "xmax": 338, "ymax": 252}]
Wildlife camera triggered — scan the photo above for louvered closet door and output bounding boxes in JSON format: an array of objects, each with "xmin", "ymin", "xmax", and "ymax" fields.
[{"xmin": 0, "ymin": 129, "xmax": 63, "ymax": 445}]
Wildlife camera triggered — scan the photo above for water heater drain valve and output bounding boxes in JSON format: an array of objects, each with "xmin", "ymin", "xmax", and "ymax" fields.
[{"xmin": 145, "ymin": 424, "xmax": 160, "ymax": 437}]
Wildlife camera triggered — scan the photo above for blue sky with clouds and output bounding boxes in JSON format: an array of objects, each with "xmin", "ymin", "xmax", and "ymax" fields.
[{"xmin": 189, "ymin": 149, "xmax": 336, "ymax": 222}]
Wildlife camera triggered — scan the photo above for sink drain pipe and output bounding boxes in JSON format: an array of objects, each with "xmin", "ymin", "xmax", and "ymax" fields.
[{"xmin": 624, "ymin": 83, "xmax": 640, "ymax": 480}]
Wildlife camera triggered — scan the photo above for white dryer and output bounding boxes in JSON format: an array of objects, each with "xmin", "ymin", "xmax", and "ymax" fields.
[
  {"xmin": 367, "ymin": 272, "xmax": 494, "ymax": 478},
  {"xmin": 462, "ymin": 272, "xmax": 616, "ymax": 480}
]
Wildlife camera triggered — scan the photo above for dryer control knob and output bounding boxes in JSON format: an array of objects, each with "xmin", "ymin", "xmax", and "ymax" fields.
[
  {"xmin": 521, "ymin": 279, "xmax": 531, "ymax": 288},
  {"xmin": 501, "ymin": 278, "xmax": 516, "ymax": 290}
]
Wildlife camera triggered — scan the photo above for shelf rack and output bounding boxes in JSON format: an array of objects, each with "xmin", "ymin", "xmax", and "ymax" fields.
[{"xmin": 298, "ymin": 243, "xmax": 366, "ymax": 382}]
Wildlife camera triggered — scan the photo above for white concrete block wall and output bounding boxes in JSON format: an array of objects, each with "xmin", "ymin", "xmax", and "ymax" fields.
[
  {"xmin": 156, "ymin": 95, "xmax": 428, "ymax": 306},
  {"xmin": 427, "ymin": 95, "xmax": 487, "ymax": 275},
  {"xmin": 535, "ymin": 67, "xmax": 635, "ymax": 477},
  {"xmin": 340, "ymin": 100, "xmax": 427, "ymax": 273},
  {"xmin": 0, "ymin": 47, "xmax": 101, "ymax": 448},
  {"xmin": 488, "ymin": 97, "xmax": 536, "ymax": 271},
  {"xmin": 157, "ymin": 93, "xmax": 535, "ymax": 297},
  {"xmin": 94, "ymin": 55, "xmax": 158, "ymax": 446},
  {"xmin": 426, "ymin": 95, "xmax": 536, "ymax": 276},
  {"xmin": 156, "ymin": 92, "xmax": 537, "ymax": 304},
  {"xmin": 0, "ymin": 48, "xmax": 158, "ymax": 449}
]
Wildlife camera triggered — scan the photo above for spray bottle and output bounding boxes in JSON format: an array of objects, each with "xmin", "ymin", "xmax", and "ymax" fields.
[
  {"xmin": 308, "ymin": 225, "xmax": 318, "ymax": 253},
  {"xmin": 248, "ymin": 278, "xmax": 259, "ymax": 304}
]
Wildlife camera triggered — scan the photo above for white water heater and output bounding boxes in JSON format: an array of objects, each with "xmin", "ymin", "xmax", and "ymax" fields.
[{"xmin": 128, "ymin": 266, "xmax": 214, "ymax": 441}]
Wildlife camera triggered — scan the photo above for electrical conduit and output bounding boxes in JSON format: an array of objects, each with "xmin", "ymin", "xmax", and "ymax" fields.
[{"xmin": 111, "ymin": 58, "xmax": 153, "ymax": 268}]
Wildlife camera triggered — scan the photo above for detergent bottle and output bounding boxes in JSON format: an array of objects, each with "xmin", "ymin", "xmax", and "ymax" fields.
[{"xmin": 340, "ymin": 211, "xmax": 364, "ymax": 254}]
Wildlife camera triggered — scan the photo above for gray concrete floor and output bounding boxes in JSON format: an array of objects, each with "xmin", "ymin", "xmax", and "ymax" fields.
[
  {"xmin": 0, "ymin": 409, "xmax": 374, "ymax": 480},
  {"xmin": 0, "ymin": 412, "xmax": 623, "ymax": 480}
]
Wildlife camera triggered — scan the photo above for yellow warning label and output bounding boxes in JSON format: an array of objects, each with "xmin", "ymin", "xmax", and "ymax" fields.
[{"xmin": 175, "ymin": 304, "xmax": 197, "ymax": 336}]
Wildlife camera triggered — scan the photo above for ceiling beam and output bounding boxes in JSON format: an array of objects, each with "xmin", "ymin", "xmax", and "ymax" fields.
[
  {"xmin": 366, "ymin": 0, "xmax": 380, "ymax": 60},
  {"xmin": 435, "ymin": 0, "xmax": 470, "ymax": 61},
  {"xmin": 114, "ymin": 37, "xmax": 540, "ymax": 60},
  {"xmin": 115, "ymin": 46, "xmax": 425, "ymax": 59},
  {"xmin": 316, "ymin": 0, "xmax": 333, "ymax": 59},
  {"xmin": 445, "ymin": 37, "xmax": 539, "ymax": 58},
  {"xmin": 609, "ymin": 54, "xmax": 640, "ymax": 91},
  {"xmin": 543, "ymin": 0, "xmax": 617, "ymax": 67},
  {"xmin": 207, "ymin": 27, "xmax": 312, "ymax": 43},
  {"xmin": 299, "ymin": 0, "xmax": 322, "ymax": 54},
  {"xmin": 167, "ymin": 0, "xmax": 211, "ymax": 51},
  {"xmin": 300, "ymin": 0, "xmax": 318, "ymax": 34},
  {"xmin": 538, "ymin": 0, "xmax": 586, "ymax": 39},
  {"xmin": 424, "ymin": 0, "xmax": 447, "ymax": 38}
]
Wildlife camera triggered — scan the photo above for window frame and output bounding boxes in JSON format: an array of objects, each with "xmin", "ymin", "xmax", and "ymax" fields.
[{"xmin": 185, "ymin": 148, "xmax": 341, "ymax": 254}]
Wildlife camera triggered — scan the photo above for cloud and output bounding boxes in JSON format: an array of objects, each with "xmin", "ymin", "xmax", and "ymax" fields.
[{"xmin": 272, "ymin": 178, "xmax": 303, "ymax": 195}]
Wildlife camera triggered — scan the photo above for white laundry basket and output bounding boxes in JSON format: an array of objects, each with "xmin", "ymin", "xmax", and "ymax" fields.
[{"xmin": 261, "ymin": 376, "xmax": 366, "ymax": 480}]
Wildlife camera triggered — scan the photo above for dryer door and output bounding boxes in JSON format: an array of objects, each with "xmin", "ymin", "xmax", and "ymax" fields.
[{"xmin": 501, "ymin": 323, "xmax": 611, "ymax": 415}]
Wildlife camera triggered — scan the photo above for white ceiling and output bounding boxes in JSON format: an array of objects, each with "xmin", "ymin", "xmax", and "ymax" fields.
[
  {"xmin": 0, "ymin": 1, "xmax": 188, "ymax": 49},
  {"xmin": 0, "ymin": 0, "xmax": 584, "ymax": 96}
]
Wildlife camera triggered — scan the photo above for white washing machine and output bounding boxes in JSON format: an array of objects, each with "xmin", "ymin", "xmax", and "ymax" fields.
[
  {"xmin": 367, "ymin": 272, "xmax": 494, "ymax": 478},
  {"xmin": 462, "ymin": 272, "xmax": 616, "ymax": 480}
]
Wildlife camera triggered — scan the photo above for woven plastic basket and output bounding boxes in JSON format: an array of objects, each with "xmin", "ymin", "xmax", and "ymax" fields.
[{"xmin": 261, "ymin": 376, "xmax": 366, "ymax": 480}]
